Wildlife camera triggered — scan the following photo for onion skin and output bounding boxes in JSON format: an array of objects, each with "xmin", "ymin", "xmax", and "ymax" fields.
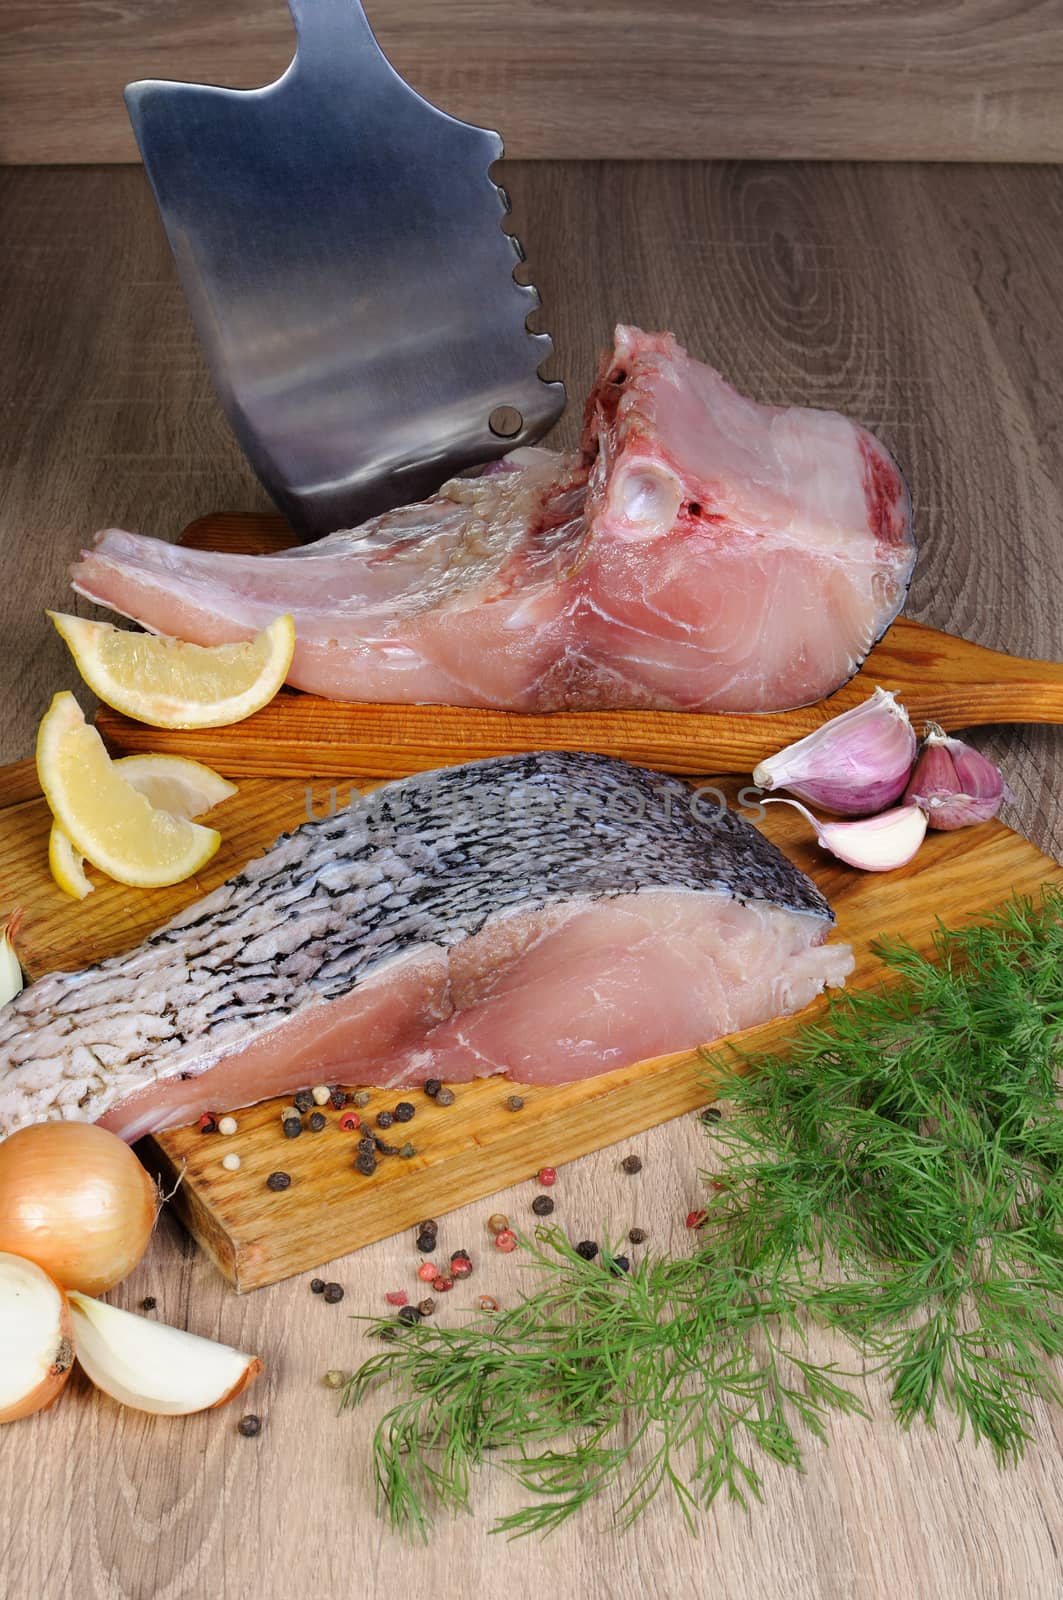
[
  {"xmin": 0, "ymin": 1123, "xmax": 158, "ymax": 1295},
  {"xmin": 0, "ymin": 1253, "xmax": 75, "ymax": 1424}
]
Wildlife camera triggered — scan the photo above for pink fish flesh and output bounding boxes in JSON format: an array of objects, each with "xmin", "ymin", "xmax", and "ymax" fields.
[
  {"xmin": 70, "ymin": 326, "xmax": 915, "ymax": 714},
  {"xmin": 0, "ymin": 754, "xmax": 853, "ymax": 1141}
]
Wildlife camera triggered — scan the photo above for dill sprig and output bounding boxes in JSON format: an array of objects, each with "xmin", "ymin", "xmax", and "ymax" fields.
[{"xmin": 341, "ymin": 890, "xmax": 1063, "ymax": 1535}]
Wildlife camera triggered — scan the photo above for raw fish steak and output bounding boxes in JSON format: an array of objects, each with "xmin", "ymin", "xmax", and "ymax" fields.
[
  {"xmin": 0, "ymin": 753, "xmax": 853, "ymax": 1141},
  {"xmin": 70, "ymin": 326, "xmax": 915, "ymax": 714}
]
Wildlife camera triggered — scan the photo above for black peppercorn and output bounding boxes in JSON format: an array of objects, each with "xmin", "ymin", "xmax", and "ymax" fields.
[
  {"xmin": 282, "ymin": 1116, "xmax": 302, "ymax": 1139},
  {"xmin": 393, "ymin": 1101, "xmax": 415, "ymax": 1123},
  {"xmin": 266, "ymin": 1171, "xmax": 292, "ymax": 1192},
  {"xmin": 415, "ymin": 1230, "xmax": 437, "ymax": 1253},
  {"xmin": 575, "ymin": 1240, "xmax": 599, "ymax": 1260},
  {"xmin": 329, "ymin": 1086, "xmax": 346, "ymax": 1110},
  {"xmin": 621, "ymin": 1154, "xmax": 643, "ymax": 1175},
  {"xmin": 506, "ymin": 1094, "xmax": 525, "ymax": 1112},
  {"xmin": 323, "ymin": 1282, "xmax": 344, "ymax": 1304},
  {"xmin": 376, "ymin": 1109, "xmax": 395, "ymax": 1129},
  {"xmin": 294, "ymin": 1089, "xmax": 314, "ymax": 1114},
  {"xmin": 310, "ymin": 1278, "xmax": 326, "ymax": 1294},
  {"xmin": 531, "ymin": 1195, "xmax": 554, "ymax": 1216},
  {"xmin": 418, "ymin": 1219, "xmax": 438, "ymax": 1235},
  {"xmin": 417, "ymin": 1297, "xmax": 436, "ymax": 1317},
  {"xmin": 701, "ymin": 1106, "xmax": 723, "ymax": 1124},
  {"xmin": 141, "ymin": 1296, "xmax": 157, "ymax": 1312},
  {"xmin": 609, "ymin": 1254, "xmax": 631, "ymax": 1274},
  {"xmin": 377, "ymin": 1325, "xmax": 398, "ymax": 1342},
  {"xmin": 352, "ymin": 1089, "xmax": 371, "ymax": 1108},
  {"xmin": 373, "ymin": 1135, "xmax": 400, "ymax": 1155},
  {"xmin": 357, "ymin": 1134, "xmax": 375, "ymax": 1153},
  {"xmin": 451, "ymin": 1247, "xmax": 471, "ymax": 1261},
  {"xmin": 423, "ymin": 1078, "xmax": 442, "ymax": 1098},
  {"xmin": 356, "ymin": 1150, "xmax": 377, "ymax": 1176},
  {"xmin": 399, "ymin": 1143, "xmax": 416, "ymax": 1159},
  {"xmin": 398, "ymin": 1304, "xmax": 421, "ymax": 1325},
  {"xmin": 237, "ymin": 1414, "xmax": 262, "ymax": 1437},
  {"xmin": 435, "ymin": 1087, "xmax": 455, "ymax": 1107},
  {"xmin": 628, "ymin": 1227, "xmax": 648, "ymax": 1245},
  {"xmin": 308, "ymin": 1111, "xmax": 327, "ymax": 1132}
]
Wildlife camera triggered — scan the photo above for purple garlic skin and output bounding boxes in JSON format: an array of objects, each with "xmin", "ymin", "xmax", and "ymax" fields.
[
  {"xmin": 753, "ymin": 687, "xmax": 917, "ymax": 816},
  {"xmin": 904, "ymin": 723, "xmax": 1009, "ymax": 830}
]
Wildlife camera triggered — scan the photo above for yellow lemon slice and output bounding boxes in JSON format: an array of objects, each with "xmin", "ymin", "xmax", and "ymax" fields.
[
  {"xmin": 48, "ymin": 611, "xmax": 295, "ymax": 729},
  {"xmin": 47, "ymin": 754, "xmax": 238, "ymax": 901},
  {"xmin": 37, "ymin": 694, "xmax": 222, "ymax": 890}
]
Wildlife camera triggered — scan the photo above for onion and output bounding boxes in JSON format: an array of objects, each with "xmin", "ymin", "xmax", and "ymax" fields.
[
  {"xmin": 0, "ymin": 1252, "xmax": 75, "ymax": 1423},
  {"xmin": 0, "ymin": 1122, "xmax": 158, "ymax": 1294},
  {"xmin": 69, "ymin": 1292, "xmax": 262, "ymax": 1415}
]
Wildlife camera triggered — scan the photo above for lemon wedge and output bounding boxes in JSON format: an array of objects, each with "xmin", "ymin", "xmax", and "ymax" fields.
[
  {"xmin": 48, "ymin": 611, "xmax": 295, "ymax": 729},
  {"xmin": 37, "ymin": 694, "xmax": 222, "ymax": 890},
  {"xmin": 47, "ymin": 754, "xmax": 237, "ymax": 901}
]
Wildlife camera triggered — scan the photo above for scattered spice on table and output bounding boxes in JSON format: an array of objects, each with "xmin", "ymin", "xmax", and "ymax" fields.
[
  {"xmin": 308, "ymin": 1111, "xmax": 327, "ymax": 1132},
  {"xmin": 329, "ymin": 1086, "xmax": 347, "ymax": 1110},
  {"xmin": 140, "ymin": 1296, "xmax": 157, "ymax": 1312},
  {"xmin": 531, "ymin": 1195, "xmax": 554, "ymax": 1216},
  {"xmin": 393, "ymin": 1102, "xmax": 415, "ymax": 1123},
  {"xmin": 312, "ymin": 1085, "xmax": 331, "ymax": 1106},
  {"xmin": 222, "ymin": 1153, "xmax": 241, "ymax": 1172},
  {"xmin": 537, "ymin": 1167, "xmax": 557, "ymax": 1186},
  {"xmin": 400, "ymin": 1143, "xmax": 416, "ymax": 1159},
  {"xmin": 266, "ymin": 1171, "xmax": 291, "ymax": 1192},
  {"xmin": 686, "ymin": 1210, "xmax": 707, "ymax": 1229},
  {"xmin": 218, "ymin": 1115, "xmax": 238, "ymax": 1136},
  {"xmin": 237, "ymin": 1414, "xmax": 262, "ymax": 1438},
  {"xmin": 282, "ymin": 1115, "xmax": 302, "ymax": 1139},
  {"xmin": 487, "ymin": 1213, "xmax": 509, "ymax": 1235},
  {"xmin": 608, "ymin": 1254, "xmax": 630, "ymax": 1274},
  {"xmin": 352, "ymin": 1090, "xmax": 372, "ymax": 1108},
  {"xmin": 322, "ymin": 1370, "xmax": 347, "ymax": 1389},
  {"xmin": 701, "ymin": 1106, "xmax": 722, "ymax": 1124},
  {"xmin": 294, "ymin": 1089, "xmax": 315, "ymax": 1115},
  {"xmin": 323, "ymin": 1282, "xmax": 345, "ymax": 1304},
  {"xmin": 506, "ymin": 1094, "xmax": 525, "ymax": 1112},
  {"xmin": 423, "ymin": 1079, "xmax": 441, "ymax": 1098},
  {"xmin": 435, "ymin": 1087, "xmax": 455, "ymax": 1107},
  {"xmin": 417, "ymin": 1262, "xmax": 439, "ymax": 1283},
  {"xmin": 415, "ymin": 1230, "xmax": 436, "ymax": 1252},
  {"xmin": 417, "ymin": 1298, "xmax": 436, "ymax": 1318},
  {"xmin": 450, "ymin": 1253, "xmax": 472, "ymax": 1279},
  {"xmin": 432, "ymin": 1275, "xmax": 454, "ymax": 1292},
  {"xmin": 340, "ymin": 1112, "xmax": 360, "ymax": 1131},
  {"xmin": 310, "ymin": 1278, "xmax": 325, "ymax": 1294},
  {"xmin": 356, "ymin": 1151, "xmax": 377, "ymax": 1176},
  {"xmin": 385, "ymin": 1290, "xmax": 408, "ymax": 1307},
  {"xmin": 620, "ymin": 1154, "xmax": 642, "ymax": 1175},
  {"xmin": 628, "ymin": 1227, "xmax": 648, "ymax": 1245},
  {"xmin": 494, "ymin": 1230, "xmax": 518, "ymax": 1254},
  {"xmin": 197, "ymin": 1113, "xmax": 217, "ymax": 1134},
  {"xmin": 399, "ymin": 1305, "xmax": 421, "ymax": 1324},
  {"xmin": 376, "ymin": 1110, "xmax": 395, "ymax": 1129},
  {"xmin": 575, "ymin": 1239, "xmax": 598, "ymax": 1260},
  {"xmin": 477, "ymin": 1295, "xmax": 499, "ymax": 1313}
]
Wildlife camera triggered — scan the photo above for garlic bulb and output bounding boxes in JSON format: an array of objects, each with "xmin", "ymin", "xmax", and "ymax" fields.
[
  {"xmin": 764, "ymin": 797, "xmax": 928, "ymax": 872},
  {"xmin": 0, "ymin": 911, "xmax": 23, "ymax": 1007},
  {"xmin": 904, "ymin": 724, "xmax": 1010, "ymax": 831},
  {"xmin": 753, "ymin": 688, "xmax": 917, "ymax": 816}
]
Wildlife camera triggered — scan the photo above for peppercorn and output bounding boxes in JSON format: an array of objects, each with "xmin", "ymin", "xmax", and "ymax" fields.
[
  {"xmin": 308, "ymin": 1111, "xmax": 327, "ymax": 1132},
  {"xmin": 433, "ymin": 1274, "xmax": 454, "ymax": 1292},
  {"xmin": 352, "ymin": 1089, "xmax": 372, "ymax": 1108},
  {"xmin": 450, "ymin": 1255, "xmax": 473, "ymax": 1280},
  {"xmin": 311, "ymin": 1085, "xmax": 331, "ymax": 1107},
  {"xmin": 323, "ymin": 1282, "xmax": 344, "ymax": 1303},
  {"xmin": 575, "ymin": 1240, "xmax": 599, "ymax": 1261},
  {"xmin": 417, "ymin": 1261, "xmax": 439, "ymax": 1283},
  {"xmin": 377, "ymin": 1326, "xmax": 398, "ymax": 1342},
  {"xmin": 478, "ymin": 1294, "xmax": 499, "ymax": 1313},
  {"xmin": 686, "ymin": 1210, "xmax": 707, "ymax": 1229},
  {"xmin": 266, "ymin": 1171, "xmax": 292, "ymax": 1192},
  {"xmin": 357, "ymin": 1134, "xmax": 375, "ymax": 1153},
  {"xmin": 385, "ymin": 1289, "xmax": 408, "ymax": 1307},
  {"xmin": 609, "ymin": 1254, "xmax": 631, "ymax": 1274},
  {"xmin": 393, "ymin": 1101, "xmax": 415, "ymax": 1123},
  {"xmin": 282, "ymin": 1116, "xmax": 302, "ymax": 1139},
  {"xmin": 423, "ymin": 1078, "xmax": 442, "ymax": 1098},
  {"xmin": 197, "ymin": 1113, "xmax": 217, "ymax": 1134},
  {"xmin": 340, "ymin": 1112, "xmax": 360, "ymax": 1131},
  {"xmin": 418, "ymin": 1218, "xmax": 438, "ymax": 1233},
  {"xmin": 398, "ymin": 1304, "xmax": 421, "ymax": 1324},
  {"xmin": 218, "ymin": 1115, "xmax": 238, "ymax": 1136},
  {"xmin": 222, "ymin": 1153, "xmax": 241, "ymax": 1172},
  {"xmin": 310, "ymin": 1278, "xmax": 326, "ymax": 1294},
  {"xmin": 628, "ymin": 1227, "xmax": 648, "ymax": 1245},
  {"xmin": 329, "ymin": 1086, "xmax": 347, "ymax": 1110},
  {"xmin": 322, "ymin": 1369, "xmax": 347, "ymax": 1389},
  {"xmin": 531, "ymin": 1194, "xmax": 555, "ymax": 1216},
  {"xmin": 376, "ymin": 1109, "xmax": 395, "ymax": 1129},
  {"xmin": 141, "ymin": 1296, "xmax": 157, "ymax": 1312},
  {"xmin": 417, "ymin": 1298, "xmax": 436, "ymax": 1317},
  {"xmin": 237, "ymin": 1414, "xmax": 261, "ymax": 1437},
  {"xmin": 494, "ymin": 1229, "xmax": 518, "ymax": 1253},
  {"xmin": 356, "ymin": 1150, "xmax": 377, "ymax": 1176},
  {"xmin": 506, "ymin": 1094, "xmax": 525, "ymax": 1112},
  {"xmin": 537, "ymin": 1166, "xmax": 557, "ymax": 1186},
  {"xmin": 435, "ymin": 1087, "xmax": 455, "ymax": 1107},
  {"xmin": 399, "ymin": 1142, "xmax": 416, "ymax": 1159},
  {"xmin": 621, "ymin": 1154, "xmax": 642, "ymax": 1175},
  {"xmin": 415, "ymin": 1230, "xmax": 437, "ymax": 1253},
  {"xmin": 701, "ymin": 1106, "xmax": 722, "ymax": 1124},
  {"xmin": 487, "ymin": 1213, "xmax": 510, "ymax": 1235},
  {"xmin": 373, "ymin": 1135, "xmax": 400, "ymax": 1155},
  {"xmin": 451, "ymin": 1248, "xmax": 471, "ymax": 1260},
  {"xmin": 294, "ymin": 1089, "xmax": 314, "ymax": 1114}
]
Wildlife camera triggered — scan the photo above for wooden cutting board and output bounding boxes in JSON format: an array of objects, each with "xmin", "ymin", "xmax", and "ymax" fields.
[
  {"xmin": 2, "ymin": 767, "xmax": 1061, "ymax": 1291},
  {"xmin": 92, "ymin": 514, "xmax": 1063, "ymax": 780}
]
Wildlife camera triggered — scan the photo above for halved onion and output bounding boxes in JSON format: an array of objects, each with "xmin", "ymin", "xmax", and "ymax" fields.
[
  {"xmin": 0, "ymin": 1121, "xmax": 158, "ymax": 1295},
  {"xmin": 0, "ymin": 1252, "xmax": 75, "ymax": 1423},
  {"xmin": 69, "ymin": 1293, "xmax": 262, "ymax": 1416}
]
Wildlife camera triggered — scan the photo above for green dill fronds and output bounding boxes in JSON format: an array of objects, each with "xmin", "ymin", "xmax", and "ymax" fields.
[{"xmin": 342, "ymin": 889, "xmax": 1063, "ymax": 1536}]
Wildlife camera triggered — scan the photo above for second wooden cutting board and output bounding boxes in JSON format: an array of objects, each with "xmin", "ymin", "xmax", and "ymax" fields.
[{"xmin": 93, "ymin": 514, "xmax": 1063, "ymax": 780}]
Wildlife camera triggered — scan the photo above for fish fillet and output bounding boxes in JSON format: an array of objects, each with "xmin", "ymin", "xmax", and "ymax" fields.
[
  {"xmin": 70, "ymin": 326, "xmax": 915, "ymax": 714},
  {"xmin": 0, "ymin": 754, "xmax": 853, "ymax": 1141}
]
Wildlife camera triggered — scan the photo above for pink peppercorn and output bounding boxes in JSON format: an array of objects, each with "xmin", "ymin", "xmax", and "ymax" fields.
[
  {"xmin": 450, "ymin": 1255, "xmax": 473, "ymax": 1279},
  {"xmin": 537, "ymin": 1166, "xmax": 557, "ymax": 1187},
  {"xmin": 385, "ymin": 1290, "xmax": 408, "ymax": 1307},
  {"xmin": 433, "ymin": 1275, "xmax": 454, "ymax": 1292},
  {"xmin": 686, "ymin": 1210, "xmax": 707, "ymax": 1229},
  {"xmin": 198, "ymin": 1113, "xmax": 217, "ymax": 1134},
  {"xmin": 417, "ymin": 1261, "xmax": 439, "ymax": 1283},
  {"xmin": 478, "ymin": 1295, "xmax": 499, "ymax": 1312},
  {"xmin": 339, "ymin": 1112, "xmax": 360, "ymax": 1131},
  {"xmin": 494, "ymin": 1229, "xmax": 518, "ymax": 1253}
]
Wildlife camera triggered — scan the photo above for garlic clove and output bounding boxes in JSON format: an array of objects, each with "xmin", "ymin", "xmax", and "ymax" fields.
[
  {"xmin": 904, "ymin": 723, "xmax": 1009, "ymax": 831},
  {"xmin": 0, "ymin": 1252, "xmax": 75, "ymax": 1424},
  {"xmin": 1, "ymin": 910, "xmax": 24, "ymax": 1007},
  {"xmin": 764, "ymin": 797, "xmax": 928, "ymax": 872},
  {"xmin": 68, "ymin": 1292, "xmax": 262, "ymax": 1416},
  {"xmin": 753, "ymin": 688, "xmax": 916, "ymax": 816}
]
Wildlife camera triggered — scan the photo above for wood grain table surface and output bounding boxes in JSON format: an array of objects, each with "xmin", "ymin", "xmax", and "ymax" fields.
[{"xmin": 1, "ymin": 160, "xmax": 1062, "ymax": 1600}]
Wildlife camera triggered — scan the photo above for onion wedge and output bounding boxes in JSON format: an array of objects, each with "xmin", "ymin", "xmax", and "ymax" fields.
[
  {"xmin": 69, "ymin": 1292, "xmax": 262, "ymax": 1415},
  {"xmin": 0, "ymin": 1252, "xmax": 75, "ymax": 1423}
]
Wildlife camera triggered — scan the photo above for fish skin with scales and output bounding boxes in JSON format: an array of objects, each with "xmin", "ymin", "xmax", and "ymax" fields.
[{"xmin": 0, "ymin": 753, "xmax": 853, "ymax": 1142}]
